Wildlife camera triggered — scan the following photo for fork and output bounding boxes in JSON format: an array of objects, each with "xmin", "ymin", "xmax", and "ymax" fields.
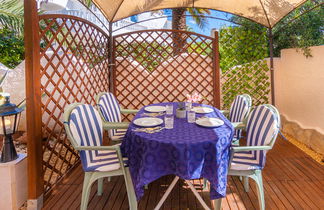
[{"xmin": 133, "ymin": 126, "xmax": 164, "ymax": 133}]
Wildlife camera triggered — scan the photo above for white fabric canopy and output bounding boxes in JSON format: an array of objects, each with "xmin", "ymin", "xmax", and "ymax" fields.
[{"xmin": 91, "ymin": 0, "xmax": 309, "ymax": 28}]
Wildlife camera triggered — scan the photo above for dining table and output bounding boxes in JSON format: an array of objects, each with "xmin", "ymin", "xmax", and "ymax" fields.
[{"xmin": 121, "ymin": 102, "xmax": 234, "ymax": 209}]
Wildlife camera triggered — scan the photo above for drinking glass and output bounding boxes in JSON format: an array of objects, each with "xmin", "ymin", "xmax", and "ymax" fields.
[
  {"xmin": 186, "ymin": 102, "xmax": 192, "ymax": 111},
  {"xmin": 187, "ymin": 110, "xmax": 196, "ymax": 123},
  {"xmin": 166, "ymin": 104, "xmax": 173, "ymax": 115},
  {"xmin": 164, "ymin": 114, "xmax": 174, "ymax": 129}
]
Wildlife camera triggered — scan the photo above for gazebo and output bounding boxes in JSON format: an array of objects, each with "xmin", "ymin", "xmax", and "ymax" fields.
[{"xmin": 21, "ymin": 0, "xmax": 323, "ymax": 209}]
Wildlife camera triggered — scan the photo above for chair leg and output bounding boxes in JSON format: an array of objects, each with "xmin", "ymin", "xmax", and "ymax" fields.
[
  {"xmin": 203, "ymin": 178, "xmax": 208, "ymax": 189},
  {"xmin": 124, "ymin": 167, "xmax": 138, "ymax": 210},
  {"xmin": 243, "ymin": 176, "xmax": 249, "ymax": 192},
  {"xmin": 214, "ymin": 198, "xmax": 222, "ymax": 210},
  {"xmin": 251, "ymin": 170, "xmax": 265, "ymax": 210},
  {"xmin": 81, "ymin": 173, "xmax": 92, "ymax": 210},
  {"xmin": 97, "ymin": 178, "xmax": 104, "ymax": 196}
]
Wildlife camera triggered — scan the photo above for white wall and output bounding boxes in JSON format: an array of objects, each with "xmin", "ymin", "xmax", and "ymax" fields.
[{"xmin": 274, "ymin": 45, "xmax": 324, "ymax": 134}]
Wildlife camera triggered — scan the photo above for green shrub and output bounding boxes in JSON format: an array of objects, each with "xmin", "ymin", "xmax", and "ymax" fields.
[{"xmin": 0, "ymin": 27, "xmax": 24, "ymax": 68}]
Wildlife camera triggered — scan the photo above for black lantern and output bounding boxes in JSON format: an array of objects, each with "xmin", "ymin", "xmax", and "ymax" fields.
[{"xmin": 0, "ymin": 95, "xmax": 23, "ymax": 163}]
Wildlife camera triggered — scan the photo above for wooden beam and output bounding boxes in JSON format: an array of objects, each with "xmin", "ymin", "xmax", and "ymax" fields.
[
  {"xmin": 24, "ymin": 0, "xmax": 44, "ymax": 207},
  {"xmin": 213, "ymin": 30, "xmax": 221, "ymax": 109},
  {"xmin": 108, "ymin": 22, "xmax": 115, "ymax": 93},
  {"xmin": 268, "ymin": 28, "xmax": 276, "ymax": 105}
]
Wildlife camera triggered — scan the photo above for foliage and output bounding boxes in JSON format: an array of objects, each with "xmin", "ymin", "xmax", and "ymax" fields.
[
  {"xmin": 117, "ymin": 41, "xmax": 173, "ymax": 71},
  {"xmin": 0, "ymin": 27, "xmax": 24, "ymax": 68},
  {"xmin": 188, "ymin": 41, "xmax": 213, "ymax": 56},
  {"xmin": 39, "ymin": 19, "xmax": 108, "ymax": 69},
  {"xmin": 171, "ymin": 8, "xmax": 211, "ymax": 31},
  {"xmin": 219, "ymin": 27, "xmax": 268, "ymax": 71},
  {"xmin": 186, "ymin": 8, "xmax": 211, "ymax": 29},
  {"xmin": 80, "ymin": 0, "xmax": 92, "ymax": 7},
  {"xmin": 231, "ymin": 1, "xmax": 324, "ymax": 57},
  {"xmin": 117, "ymin": 39, "xmax": 213, "ymax": 72},
  {"xmin": 0, "ymin": 0, "xmax": 24, "ymax": 35},
  {"xmin": 219, "ymin": 27, "xmax": 270, "ymax": 109},
  {"xmin": 272, "ymin": 2, "xmax": 324, "ymax": 57}
]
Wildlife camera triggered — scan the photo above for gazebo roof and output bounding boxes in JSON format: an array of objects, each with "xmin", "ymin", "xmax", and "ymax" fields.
[{"xmin": 91, "ymin": 0, "xmax": 308, "ymax": 28}]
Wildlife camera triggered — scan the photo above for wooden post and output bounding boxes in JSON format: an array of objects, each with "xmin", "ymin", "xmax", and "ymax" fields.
[
  {"xmin": 108, "ymin": 22, "xmax": 114, "ymax": 93},
  {"xmin": 24, "ymin": 0, "xmax": 44, "ymax": 208},
  {"xmin": 269, "ymin": 28, "xmax": 276, "ymax": 105},
  {"xmin": 212, "ymin": 29, "xmax": 221, "ymax": 108}
]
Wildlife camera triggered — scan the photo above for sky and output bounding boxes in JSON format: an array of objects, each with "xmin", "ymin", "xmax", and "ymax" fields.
[
  {"xmin": 187, "ymin": 10, "xmax": 234, "ymax": 35},
  {"xmin": 130, "ymin": 9, "xmax": 235, "ymax": 36},
  {"xmin": 164, "ymin": 9, "xmax": 235, "ymax": 36}
]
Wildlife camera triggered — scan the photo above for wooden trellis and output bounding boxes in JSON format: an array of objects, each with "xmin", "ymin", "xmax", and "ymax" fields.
[
  {"xmin": 38, "ymin": 14, "xmax": 110, "ymax": 193},
  {"xmin": 219, "ymin": 28, "xmax": 271, "ymax": 109},
  {"xmin": 113, "ymin": 29, "xmax": 220, "ymax": 121},
  {"xmin": 36, "ymin": 16, "xmax": 221, "ymax": 195}
]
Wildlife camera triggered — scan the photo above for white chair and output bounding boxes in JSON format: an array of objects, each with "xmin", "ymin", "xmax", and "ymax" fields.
[
  {"xmin": 64, "ymin": 103, "xmax": 137, "ymax": 210},
  {"xmin": 95, "ymin": 92, "xmax": 138, "ymax": 142},
  {"xmin": 227, "ymin": 94, "xmax": 252, "ymax": 142},
  {"xmin": 204, "ymin": 95, "xmax": 252, "ymax": 189},
  {"xmin": 214, "ymin": 104, "xmax": 280, "ymax": 210}
]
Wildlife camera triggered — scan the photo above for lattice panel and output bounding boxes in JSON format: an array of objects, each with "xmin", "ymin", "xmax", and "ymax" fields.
[
  {"xmin": 219, "ymin": 27, "xmax": 271, "ymax": 109},
  {"xmin": 39, "ymin": 15, "xmax": 110, "ymax": 193},
  {"xmin": 114, "ymin": 29, "xmax": 217, "ymax": 120}
]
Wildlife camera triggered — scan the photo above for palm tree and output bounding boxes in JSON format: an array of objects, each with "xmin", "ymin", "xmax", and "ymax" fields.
[
  {"xmin": 172, "ymin": 8, "xmax": 210, "ymax": 55},
  {"xmin": 172, "ymin": 8, "xmax": 210, "ymax": 31},
  {"xmin": 0, "ymin": 0, "xmax": 24, "ymax": 35}
]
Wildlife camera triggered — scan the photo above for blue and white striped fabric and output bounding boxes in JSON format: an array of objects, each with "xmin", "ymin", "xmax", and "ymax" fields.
[
  {"xmin": 68, "ymin": 104, "xmax": 121, "ymax": 172},
  {"xmin": 229, "ymin": 95, "xmax": 251, "ymax": 140},
  {"xmin": 98, "ymin": 93, "xmax": 126, "ymax": 140},
  {"xmin": 231, "ymin": 105, "xmax": 279, "ymax": 170}
]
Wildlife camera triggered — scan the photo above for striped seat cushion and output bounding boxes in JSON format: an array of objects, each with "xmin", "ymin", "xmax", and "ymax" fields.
[
  {"xmin": 69, "ymin": 104, "xmax": 121, "ymax": 172},
  {"xmin": 231, "ymin": 151, "xmax": 263, "ymax": 170},
  {"xmin": 231, "ymin": 105, "xmax": 279, "ymax": 170},
  {"xmin": 111, "ymin": 128, "xmax": 127, "ymax": 141},
  {"xmin": 98, "ymin": 93, "xmax": 123, "ymax": 139},
  {"xmin": 229, "ymin": 95, "xmax": 251, "ymax": 140}
]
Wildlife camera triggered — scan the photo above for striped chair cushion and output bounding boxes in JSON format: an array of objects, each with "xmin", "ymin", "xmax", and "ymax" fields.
[
  {"xmin": 69, "ymin": 104, "xmax": 121, "ymax": 172},
  {"xmin": 231, "ymin": 105, "xmax": 279, "ymax": 170},
  {"xmin": 229, "ymin": 95, "xmax": 251, "ymax": 139},
  {"xmin": 111, "ymin": 129, "xmax": 127, "ymax": 141},
  {"xmin": 98, "ymin": 93, "xmax": 123, "ymax": 139}
]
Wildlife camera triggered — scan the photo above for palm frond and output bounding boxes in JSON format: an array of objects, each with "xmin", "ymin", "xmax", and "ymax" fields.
[
  {"xmin": 80, "ymin": 0, "xmax": 93, "ymax": 7},
  {"xmin": 187, "ymin": 8, "xmax": 210, "ymax": 29},
  {"xmin": 0, "ymin": 0, "xmax": 24, "ymax": 35}
]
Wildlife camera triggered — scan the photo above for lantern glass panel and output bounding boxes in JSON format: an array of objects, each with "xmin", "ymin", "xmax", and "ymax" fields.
[{"xmin": 0, "ymin": 114, "xmax": 18, "ymax": 135}]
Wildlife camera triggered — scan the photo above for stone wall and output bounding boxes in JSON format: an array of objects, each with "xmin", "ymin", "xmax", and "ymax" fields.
[{"xmin": 281, "ymin": 115, "xmax": 324, "ymax": 155}]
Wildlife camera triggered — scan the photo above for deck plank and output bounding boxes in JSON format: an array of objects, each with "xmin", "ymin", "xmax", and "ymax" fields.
[{"xmin": 43, "ymin": 137, "xmax": 324, "ymax": 210}]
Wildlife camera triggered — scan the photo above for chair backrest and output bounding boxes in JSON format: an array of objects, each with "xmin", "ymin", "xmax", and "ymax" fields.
[
  {"xmin": 65, "ymin": 104, "xmax": 104, "ymax": 170},
  {"xmin": 96, "ymin": 92, "xmax": 122, "ymax": 138},
  {"xmin": 245, "ymin": 104, "xmax": 280, "ymax": 168},
  {"xmin": 229, "ymin": 94, "xmax": 252, "ymax": 138}
]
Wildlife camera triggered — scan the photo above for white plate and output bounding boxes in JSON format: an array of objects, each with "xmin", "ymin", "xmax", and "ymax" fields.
[
  {"xmin": 191, "ymin": 106, "xmax": 214, "ymax": 114},
  {"xmin": 144, "ymin": 106, "xmax": 166, "ymax": 113},
  {"xmin": 196, "ymin": 117, "xmax": 224, "ymax": 128},
  {"xmin": 133, "ymin": 117, "xmax": 163, "ymax": 127}
]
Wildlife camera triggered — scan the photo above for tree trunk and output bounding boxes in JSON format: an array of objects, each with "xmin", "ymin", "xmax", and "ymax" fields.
[
  {"xmin": 172, "ymin": 8, "xmax": 187, "ymax": 55},
  {"xmin": 172, "ymin": 8, "xmax": 186, "ymax": 30}
]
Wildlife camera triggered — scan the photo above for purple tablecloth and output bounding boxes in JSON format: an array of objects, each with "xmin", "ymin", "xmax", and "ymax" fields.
[{"xmin": 121, "ymin": 102, "xmax": 234, "ymax": 200}]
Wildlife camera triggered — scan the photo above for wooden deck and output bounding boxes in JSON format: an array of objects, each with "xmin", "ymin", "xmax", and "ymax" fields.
[{"xmin": 43, "ymin": 136, "xmax": 324, "ymax": 209}]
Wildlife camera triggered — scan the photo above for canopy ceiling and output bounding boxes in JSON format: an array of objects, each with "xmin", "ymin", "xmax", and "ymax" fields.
[{"xmin": 91, "ymin": 0, "xmax": 309, "ymax": 28}]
